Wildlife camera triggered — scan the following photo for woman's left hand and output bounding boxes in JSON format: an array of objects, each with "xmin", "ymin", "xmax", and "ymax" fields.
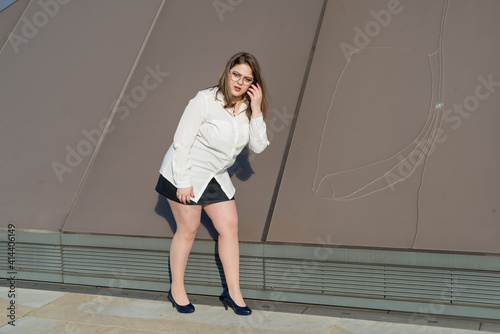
[{"xmin": 247, "ymin": 83, "xmax": 262, "ymax": 118}]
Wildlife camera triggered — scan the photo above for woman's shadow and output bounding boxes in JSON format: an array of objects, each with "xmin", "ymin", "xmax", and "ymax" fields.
[{"xmin": 154, "ymin": 147, "xmax": 254, "ymax": 287}]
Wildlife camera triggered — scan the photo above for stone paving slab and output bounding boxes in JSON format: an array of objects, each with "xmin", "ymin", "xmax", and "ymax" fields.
[{"xmin": 0, "ymin": 286, "xmax": 499, "ymax": 334}]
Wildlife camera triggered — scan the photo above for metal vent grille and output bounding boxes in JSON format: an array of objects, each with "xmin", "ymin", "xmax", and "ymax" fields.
[
  {"xmin": 185, "ymin": 254, "xmax": 263, "ymax": 288},
  {"xmin": 265, "ymin": 259, "xmax": 386, "ymax": 297},
  {"xmin": 264, "ymin": 258, "xmax": 500, "ymax": 307},
  {"xmin": 1, "ymin": 238, "xmax": 499, "ymax": 317},
  {"xmin": 60, "ymin": 246, "xmax": 264, "ymax": 289},
  {"xmin": 452, "ymin": 270, "xmax": 500, "ymax": 306},
  {"xmin": 4, "ymin": 242, "xmax": 63, "ymax": 281},
  {"xmin": 62, "ymin": 245, "xmax": 169, "ymax": 281}
]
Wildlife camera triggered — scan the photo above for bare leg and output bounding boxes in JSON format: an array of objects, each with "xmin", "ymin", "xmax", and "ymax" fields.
[
  {"xmin": 167, "ymin": 199, "xmax": 202, "ymax": 305},
  {"xmin": 203, "ymin": 200, "xmax": 246, "ymax": 306}
]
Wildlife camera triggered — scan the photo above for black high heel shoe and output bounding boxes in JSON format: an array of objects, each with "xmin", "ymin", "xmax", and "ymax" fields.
[
  {"xmin": 167, "ymin": 290, "xmax": 195, "ymax": 313},
  {"xmin": 219, "ymin": 288, "xmax": 252, "ymax": 315}
]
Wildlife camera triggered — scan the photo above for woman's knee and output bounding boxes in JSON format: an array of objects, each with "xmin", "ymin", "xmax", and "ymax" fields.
[
  {"xmin": 175, "ymin": 222, "xmax": 199, "ymax": 239},
  {"xmin": 218, "ymin": 219, "xmax": 239, "ymax": 238}
]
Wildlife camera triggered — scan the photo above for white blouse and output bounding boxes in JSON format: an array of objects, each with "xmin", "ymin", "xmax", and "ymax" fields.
[{"xmin": 159, "ymin": 88, "xmax": 270, "ymax": 203}]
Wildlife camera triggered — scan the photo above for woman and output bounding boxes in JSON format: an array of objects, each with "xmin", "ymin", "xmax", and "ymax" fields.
[{"xmin": 155, "ymin": 52, "xmax": 269, "ymax": 315}]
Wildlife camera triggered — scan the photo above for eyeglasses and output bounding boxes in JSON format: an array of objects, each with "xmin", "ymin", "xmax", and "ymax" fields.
[{"xmin": 229, "ymin": 71, "xmax": 254, "ymax": 86}]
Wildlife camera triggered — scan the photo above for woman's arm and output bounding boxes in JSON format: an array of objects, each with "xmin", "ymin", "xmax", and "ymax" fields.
[
  {"xmin": 248, "ymin": 114, "xmax": 269, "ymax": 153},
  {"xmin": 247, "ymin": 83, "xmax": 270, "ymax": 153}
]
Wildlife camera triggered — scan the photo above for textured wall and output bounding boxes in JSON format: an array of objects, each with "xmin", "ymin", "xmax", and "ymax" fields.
[
  {"xmin": 0, "ymin": 0, "xmax": 164, "ymax": 230},
  {"xmin": 61, "ymin": 0, "xmax": 324, "ymax": 240},
  {"xmin": 268, "ymin": 0, "xmax": 500, "ymax": 253},
  {"xmin": 1, "ymin": 0, "xmax": 499, "ymax": 253}
]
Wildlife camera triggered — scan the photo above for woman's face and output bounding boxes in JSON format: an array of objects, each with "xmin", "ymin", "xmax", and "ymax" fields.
[{"xmin": 228, "ymin": 63, "xmax": 254, "ymax": 101}]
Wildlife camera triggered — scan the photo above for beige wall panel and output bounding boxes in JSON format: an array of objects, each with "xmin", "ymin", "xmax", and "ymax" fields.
[
  {"xmin": 0, "ymin": 0, "xmax": 163, "ymax": 231},
  {"xmin": 62, "ymin": 0, "xmax": 324, "ymax": 240},
  {"xmin": 0, "ymin": 0, "xmax": 29, "ymax": 46},
  {"xmin": 414, "ymin": 0, "xmax": 500, "ymax": 253},
  {"xmin": 268, "ymin": 0, "xmax": 499, "ymax": 253}
]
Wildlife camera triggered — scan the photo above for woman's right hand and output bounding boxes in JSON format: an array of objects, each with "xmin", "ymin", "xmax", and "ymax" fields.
[{"xmin": 176, "ymin": 186, "xmax": 194, "ymax": 204}]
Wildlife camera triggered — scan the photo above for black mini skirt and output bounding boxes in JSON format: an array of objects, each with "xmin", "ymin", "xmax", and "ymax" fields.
[{"xmin": 155, "ymin": 174, "xmax": 234, "ymax": 205}]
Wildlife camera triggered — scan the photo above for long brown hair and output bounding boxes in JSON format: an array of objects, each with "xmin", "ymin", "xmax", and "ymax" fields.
[{"xmin": 215, "ymin": 52, "xmax": 268, "ymax": 120}]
